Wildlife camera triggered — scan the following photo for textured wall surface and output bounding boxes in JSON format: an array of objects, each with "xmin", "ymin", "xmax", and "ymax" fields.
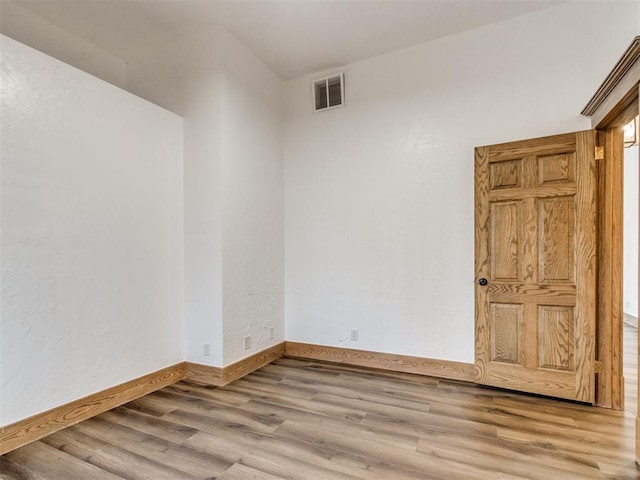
[
  {"xmin": 128, "ymin": 29, "xmax": 226, "ymax": 366},
  {"xmin": 127, "ymin": 27, "xmax": 285, "ymax": 366},
  {"xmin": 624, "ymin": 145, "xmax": 639, "ymax": 318},
  {"xmin": 0, "ymin": 35, "xmax": 184, "ymax": 426},
  {"xmin": 284, "ymin": 2, "xmax": 639, "ymax": 363},
  {"xmin": 220, "ymin": 30, "xmax": 284, "ymax": 365}
]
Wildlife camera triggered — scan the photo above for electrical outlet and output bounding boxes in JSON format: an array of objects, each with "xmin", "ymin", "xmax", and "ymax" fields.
[
  {"xmin": 269, "ymin": 327, "xmax": 275, "ymax": 340},
  {"xmin": 244, "ymin": 336, "xmax": 251, "ymax": 350},
  {"xmin": 350, "ymin": 329, "xmax": 358, "ymax": 341},
  {"xmin": 203, "ymin": 343, "xmax": 211, "ymax": 357}
]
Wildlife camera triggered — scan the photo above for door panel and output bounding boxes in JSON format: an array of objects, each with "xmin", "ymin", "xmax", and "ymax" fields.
[
  {"xmin": 538, "ymin": 305, "xmax": 574, "ymax": 371},
  {"xmin": 475, "ymin": 130, "xmax": 596, "ymax": 403},
  {"xmin": 491, "ymin": 202, "xmax": 519, "ymax": 281},
  {"xmin": 490, "ymin": 303, "xmax": 523, "ymax": 364},
  {"xmin": 539, "ymin": 196, "xmax": 575, "ymax": 283}
]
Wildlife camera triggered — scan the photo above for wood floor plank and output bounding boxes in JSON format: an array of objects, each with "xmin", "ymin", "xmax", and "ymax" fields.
[
  {"xmin": 43, "ymin": 430, "xmax": 229, "ymax": 479},
  {"xmin": 359, "ymin": 410, "xmax": 497, "ymax": 447},
  {"xmin": 185, "ymin": 430, "xmax": 363, "ymax": 480},
  {"xmin": 0, "ymin": 456, "xmax": 48, "ymax": 480},
  {"xmin": 164, "ymin": 381, "xmax": 252, "ymax": 406},
  {"xmin": 224, "ymin": 383, "xmax": 369, "ymax": 421},
  {"xmin": 240, "ymin": 397, "xmax": 365, "ymax": 430},
  {"xmin": 427, "ymin": 401, "xmax": 628, "ymax": 447},
  {"xmin": 41, "ymin": 427, "xmax": 202, "ymax": 480},
  {"xmin": 70, "ymin": 416, "xmax": 232, "ymax": 478},
  {"xmin": 100, "ymin": 406, "xmax": 199, "ymax": 443},
  {"xmin": 174, "ymin": 402, "xmax": 443, "ymax": 480},
  {"xmin": 496, "ymin": 426, "xmax": 634, "ymax": 464},
  {"xmin": 277, "ymin": 375, "xmax": 433, "ymax": 413},
  {"xmin": 3, "ymin": 442, "xmax": 125, "ymax": 480},
  {"xmin": 327, "ymin": 451, "xmax": 452, "ymax": 480},
  {"xmin": 120, "ymin": 394, "xmax": 179, "ymax": 417},
  {"xmin": 218, "ymin": 463, "xmax": 286, "ymax": 480},
  {"xmin": 224, "ymin": 377, "xmax": 319, "ymax": 401},
  {"xmin": 597, "ymin": 459, "xmax": 640, "ymax": 480},
  {"xmin": 316, "ymin": 392, "xmax": 498, "ymax": 438},
  {"xmin": 416, "ymin": 435, "xmax": 604, "ymax": 480},
  {"xmin": 276, "ymin": 419, "xmax": 524, "ymax": 480}
]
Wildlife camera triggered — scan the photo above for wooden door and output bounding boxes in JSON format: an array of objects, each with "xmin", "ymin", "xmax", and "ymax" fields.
[{"xmin": 475, "ymin": 130, "xmax": 597, "ymax": 403}]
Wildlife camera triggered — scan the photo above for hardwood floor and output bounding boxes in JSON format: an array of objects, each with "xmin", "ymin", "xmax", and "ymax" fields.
[
  {"xmin": 624, "ymin": 322, "xmax": 637, "ymax": 416},
  {"xmin": 2, "ymin": 328, "xmax": 639, "ymax": 479},
  {"xmin": 624, "ymin": 313, "xmax": 638, "ymax": 329}
]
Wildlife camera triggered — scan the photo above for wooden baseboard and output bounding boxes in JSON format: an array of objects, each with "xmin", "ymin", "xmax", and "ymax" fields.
[
  {"xmin": 0, "ymin": 341, "xmax": 473, "ymax": 455},
  {"xmin": 0, "ymin": 363, "xmax": 186, "ymax": 455},
  {"xmin": 185, "ymin": 342, "xmax": 285, "ymax": 386},
  {"xmin": 285, "ymin": 342, "xmax": 477, "ymax": 383},
  {"xmin": 184, "ymin": 362, "xmax": 224, "ymax": 386}
]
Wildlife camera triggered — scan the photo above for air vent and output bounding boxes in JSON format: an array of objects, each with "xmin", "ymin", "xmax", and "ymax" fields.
[{"xmin": 313, "ymin": 73, "xmax": 344, "ymax": 112}]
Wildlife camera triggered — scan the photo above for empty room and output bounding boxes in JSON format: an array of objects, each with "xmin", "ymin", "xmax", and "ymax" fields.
[{"xmin": 1, "ymin": 1, "xmax": 640, "ymax": 478}]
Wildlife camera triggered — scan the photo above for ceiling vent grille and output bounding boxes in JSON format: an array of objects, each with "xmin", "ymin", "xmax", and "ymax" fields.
[{"xmin": 313, "ymin": 73, "xmax": 344, "ymax": 112}]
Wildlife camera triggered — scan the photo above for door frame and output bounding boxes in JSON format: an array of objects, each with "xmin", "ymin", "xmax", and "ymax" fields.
[
  {"xmin": 594, "ymin": 121, "xmax": 627, "ymax": 410},
  {"xmin": 581, "ymin": 36, "xmax": 640, "ymax": 459}
]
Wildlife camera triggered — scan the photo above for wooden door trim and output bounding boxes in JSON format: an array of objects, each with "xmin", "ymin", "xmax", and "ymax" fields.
[
  {"xmin": 596, "ymin": 127, "xmax": 625, "ymax": 409},
  {"xmin": 583, "ymin": 36, "xmax": 640, "ymax": 412},
  {"xmin": 474, "ymin": 144, "xmax": 491, "ymax": 386},
  {"xmin": 582, "ymin": 36, "xmax": 640, "ymax": 464},
  {"xmin": 583, "ymin": 36, "xmax": 640, "ymax": 128},
  {"xmin": 575, "ymin": 130, "xmax": 599, "ymax": 402}
]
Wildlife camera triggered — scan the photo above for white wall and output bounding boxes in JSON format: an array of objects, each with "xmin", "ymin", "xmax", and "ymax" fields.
[
  {"xmin": 220, "ymin": 31, "xmax": 284, "ymax": 364},
  {"xmin": 127, "ymin": 27, "xmax": 284, "ymax": 367},
  {"xmin": 284, "ymin": 2, "xmax": 640, "ymax": 362},
  {"xmin": 127, "ymin": 29, "xmax": 226, "ymax": 366},
  {"xmin": 0, "ymin": 35, "xmax": 184, "ymax": 426},
  {"xmin": 0, "ymin": 2, "xmax": 127, "ymax": 89},
  {"xmin": 624, "ymin": 145, "xmax": 639, "ymax": 318}
]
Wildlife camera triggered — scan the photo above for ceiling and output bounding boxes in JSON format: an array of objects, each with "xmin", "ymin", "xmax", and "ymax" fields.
[{"xmin": 5, "ymin": 0, "xmax": 562, "ymax": 80}]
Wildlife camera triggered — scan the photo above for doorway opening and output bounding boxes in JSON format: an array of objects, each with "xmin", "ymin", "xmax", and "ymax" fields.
[
  {"xmin": 593, "ymin": 89, "xmax": 638, "ymax": 410},
  {"xmin": 623, "ymin": 118, "xmax": 639, "ymax": 413}
]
